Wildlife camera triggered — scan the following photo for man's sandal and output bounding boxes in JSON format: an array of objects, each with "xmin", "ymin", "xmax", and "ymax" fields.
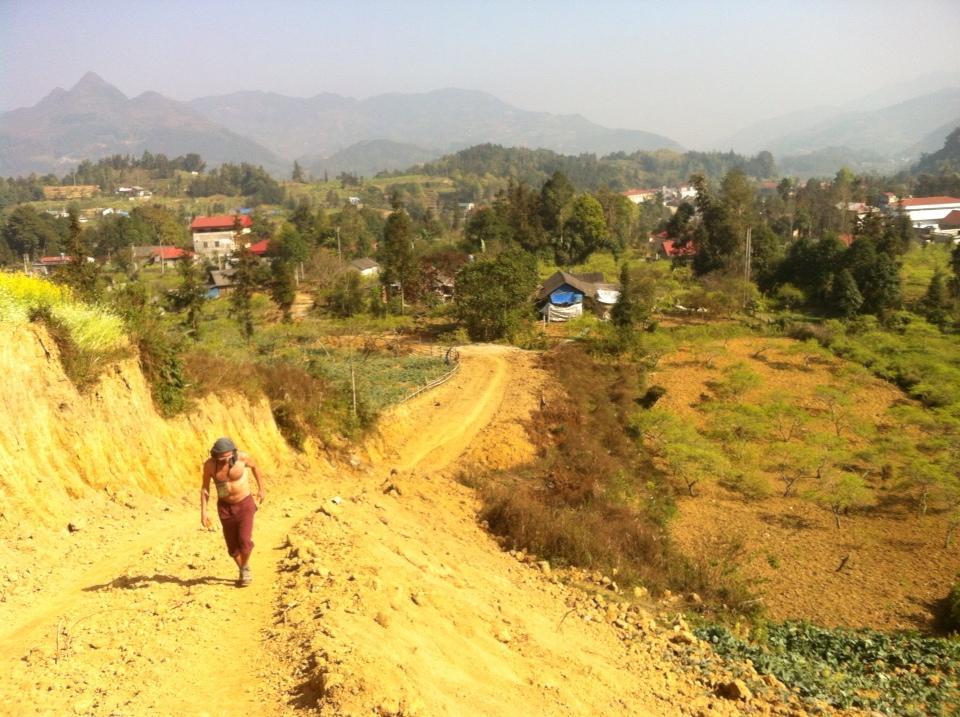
[{"xmin": 238, "ymin": 566, "xmax": 252, "ymax": 587}]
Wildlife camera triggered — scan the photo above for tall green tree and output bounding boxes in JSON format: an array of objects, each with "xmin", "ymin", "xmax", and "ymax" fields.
[
  {"xmin": 831, "ymin": 268, "xmax": 863, "ymax": 318},
  {"xmin": 719, "ymin": 168, "xmax": 756, "ymax": 242},
  {"xmin": 292, "ymin": 161, "xmax": 305, "ymax": 183},
  {"xmin": 919, "ymin": 269, "xmax": 951, "ymax": 325},
  {"xmin": 464, "ymin": 206, "xmax": 510, "ymax": 253},
  {"xmin": 230, "ymin": 247, "xmax": 259, "ymax": 341},
  {"xmin": 610, "ymin": 263, "xmax": 650, "ymax": 332},
  {"xmin": 503, "ymin": 179, "xmax": 546, "ymax": 254},
  {"xmin": 169, "ymin": 259, "xmax": 208, "ymax": 338},
  {"xmin": 950, "ymin": 243, "xmax": 960, "ymax": 299},
  {"xmin": 269, "ymin": 257, "xmax": 297, "ymax": 322},
  {"xmin": 844, "ymin": 238, "xmax": 901, "ymax": 315},
  {"xmin": 454, "ymin": 250, "xmax": 538, "ymax": 341},
  {"xmin": 328, "ymin": 271, "xmax": 365, "ymax": 317},
  {"xmin": 59, "ymin": 208, "xmax": 101, "ymax": 301},
  {"xmin": 271, "ymin": 223, "xmax": 309, "ymax": 264},
  {"xmin": 539, "ymin": 171, "xmax": 575, "ymax": 236},
  {"xmin": 690, "ymin": 174, "xmax": 739, "ymax": 276},
  {"xmin": 2, "ymin": 205, "xmax": 61, "ymax": 260},
  {"xmin": 378, "ymin": 208, "xmax": 419, "ymax": 312},
  {"xmin": 556, "ymin": 194, "xmax": 608, "ymax": 265},
  {"xmin": 595, "ymin": 188, "xmax": 639, "ymax": 256}
]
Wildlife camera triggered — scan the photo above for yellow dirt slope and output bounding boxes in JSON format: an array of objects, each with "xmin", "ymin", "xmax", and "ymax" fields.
[{"xmin": 0, "ymin": 323, "xmax": 291, "ymax": 529}]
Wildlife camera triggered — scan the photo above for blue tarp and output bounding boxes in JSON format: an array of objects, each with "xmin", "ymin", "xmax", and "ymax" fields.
[{"xmin": 549, "ymin": 288, "xmax": 583, "ymax": 305}]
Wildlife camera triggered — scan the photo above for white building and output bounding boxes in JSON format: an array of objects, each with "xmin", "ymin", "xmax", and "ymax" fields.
[{"xmin": 897, "ymin": 196, "xmax": 960, "ymax": 229}]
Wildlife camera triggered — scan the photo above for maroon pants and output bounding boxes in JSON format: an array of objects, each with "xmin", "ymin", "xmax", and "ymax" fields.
[{"xmin": 217, "ymin": 495, "xmax": 257, "ymax": 557}]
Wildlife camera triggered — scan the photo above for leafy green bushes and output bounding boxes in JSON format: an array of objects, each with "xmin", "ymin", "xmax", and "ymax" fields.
[
  {"xmin": 697, "ymin": 621, "xmax": 960, "ymax": 716},
  {"xmin": 454, "ymin": 250, "xmax": 538, "ymax": 341},
  {"xmin": 825, "ymin": 315, "xmax": 960, "ymax": 414}
]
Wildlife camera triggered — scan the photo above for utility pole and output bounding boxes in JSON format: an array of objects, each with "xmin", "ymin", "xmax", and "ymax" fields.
[
  {"xmin": 744, "ymin": 226, "xmax": 752, "ymax": 284},
  {"xmin": 743, "ymin": 226, "xmax": 752, "ymax": 310},
  {"xmin": 336, "ymin": 227, "xmax": 342, "ymax": 265}
]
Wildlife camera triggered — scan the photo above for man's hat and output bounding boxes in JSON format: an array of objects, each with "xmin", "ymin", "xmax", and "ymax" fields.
[{"xmin": 211, "ymin": 437, "xmax": 237, "ymax": 455}]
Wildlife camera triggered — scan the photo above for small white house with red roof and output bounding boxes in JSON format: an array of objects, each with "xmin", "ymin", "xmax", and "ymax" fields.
[
  {"xmin": 190, "ymin": 214, "xmax": 252, "ymax": 258},
  {"xmin": 896, "ymin": 196, "xmax": 960, "ymax": 229}
]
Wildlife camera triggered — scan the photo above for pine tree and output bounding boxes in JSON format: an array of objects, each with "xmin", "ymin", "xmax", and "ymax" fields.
[
  {"xmin": 230, "ymin": 247, "xmax": 259, "ymax": 341},
  {"xmin": 611, "ymin": 264, "xmax": 636, "ymax": 330},
  {"xmin": 60, "ymin": 207, "xmax": 101, "ymax": 301},
  {"xmin": 919, "ymin": 269, "xmax": 951, "ymax": 325},
  {"xmin": 270, "ymin": 258, "xmax": 296, "ymax": 322},
  {"xmin": 831, "ymin": 269, "xmax": 863, "ymax": 318},
  {"xmin": 379, "ymin": 208, "xmax": 418, "ymax": 313},
  {"xmin": 169, "ymin": 258, "xmax": 207, "ymax": 338}
]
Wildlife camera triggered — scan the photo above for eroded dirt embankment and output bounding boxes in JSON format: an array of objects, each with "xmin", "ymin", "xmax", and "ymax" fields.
[
  {"xmin": 0, "ymin": 323, "xmax": 292, "ymax": 530},
  {"xmin": 0, "ymin": 336, "xmax": 849, "ymax": 716}
]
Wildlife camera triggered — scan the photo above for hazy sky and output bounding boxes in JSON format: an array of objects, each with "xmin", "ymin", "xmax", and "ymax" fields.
[{"xmin": 1, "ymin": 0, "xmax": 958, "ymax": 148}]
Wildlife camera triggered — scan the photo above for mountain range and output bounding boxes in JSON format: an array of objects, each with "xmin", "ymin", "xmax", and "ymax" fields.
[
  {"xmin": 0, "ymin": 72, "xmax": 284, "ymax": 176},
  {"xmin": 718, "ymin": 72, "xmax": 960, "ymax": 176},
  {"xmin": 1, "ymin": 72, "xmax": 958, "ymax": 179},
  {"xmin": 0, "ymin": 74, "xmax": 680, "ymax": 177}
]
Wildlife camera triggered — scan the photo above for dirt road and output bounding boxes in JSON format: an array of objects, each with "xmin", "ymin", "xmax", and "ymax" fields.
[{"xmin": 2, "ymin": 345, "xmax": 781, "ymax": 716}]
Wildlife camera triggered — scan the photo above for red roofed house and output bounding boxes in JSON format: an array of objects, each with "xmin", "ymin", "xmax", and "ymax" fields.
[
  {"xmin": 154, "ymin": 246, "xmax": 193, "ymax": 262},
  {"xmin": 190, "ymin": 214, "xmax": 252, "ymax": 259},
  {"xmin": 247, "ymin": 239, "xmax": 271, "ymax": 256},
  {"xmin": 938, "ymin": 209, "xmax": 960, "ymax": 237},
  {"xmin": 650, "ymin": 232, "xmax": 697, "ymax": 259},
  {"xmin": 896, "ymin": 196, "xmax": 960, "ymax": 229}
]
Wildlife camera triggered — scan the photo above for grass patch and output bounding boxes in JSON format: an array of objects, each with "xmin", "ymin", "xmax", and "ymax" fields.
[
  {"xmin": 1, "ymin": 273, "xmax": 130, "ymax": 391},
  {"xmin": 307, "ymin": 348, "xmax": 451, "ymax": 414},
  {"xmin": 901, "ymin": 243, "xmax": 953, "ymax": 303}
]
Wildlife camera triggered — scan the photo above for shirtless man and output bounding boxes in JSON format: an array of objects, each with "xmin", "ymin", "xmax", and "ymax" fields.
[{"xmin": 200, "ymin": 437, "xmax": 266, "ymax": 587}]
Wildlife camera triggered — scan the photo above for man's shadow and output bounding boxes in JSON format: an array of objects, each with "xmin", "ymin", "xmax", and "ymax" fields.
[{"xmin": 83, "ymin": 574, "xmax": 235, "ymax": 591}]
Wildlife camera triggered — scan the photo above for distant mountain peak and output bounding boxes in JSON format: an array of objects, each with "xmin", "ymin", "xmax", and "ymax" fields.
[{"xmin": 68, "ymin": 71, "xmax": 127, "ymax": 102}]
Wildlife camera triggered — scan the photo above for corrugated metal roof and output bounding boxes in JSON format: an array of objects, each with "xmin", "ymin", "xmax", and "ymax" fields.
[{"xmin": 190, "ymin": 214, "xmax": 252, "ymax": 230}]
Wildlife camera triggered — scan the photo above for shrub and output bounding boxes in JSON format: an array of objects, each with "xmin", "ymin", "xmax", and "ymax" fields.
[
  {"xmin": 472, "ymin": 344, "xmax": 758, "ymax": 609},
  {"xmin": 783, "ymin": 321, "xmax": 834, "ymax": 345},
  {"xmin": 480, "ymin": 482, "xmax": 667, "ymax": 587},
  {"xmin": 948, "ymin": 578, "xmax": 960, "ymax": 633}
]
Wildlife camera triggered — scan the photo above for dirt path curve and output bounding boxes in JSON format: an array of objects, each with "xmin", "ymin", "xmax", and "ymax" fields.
[{"xmin": 0, "ymin": 345, "xmax": 525, "ymax": 717}]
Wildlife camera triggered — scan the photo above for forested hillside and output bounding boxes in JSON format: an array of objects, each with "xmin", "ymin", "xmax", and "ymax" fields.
[{"xmin": 407, "ymin": 144, "xmax": 777, "ymax": 191}]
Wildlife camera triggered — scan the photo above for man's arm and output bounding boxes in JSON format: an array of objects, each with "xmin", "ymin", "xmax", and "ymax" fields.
[
  {"xmin": 200, "ymin": 461, "xmax": 213, "ymax": 527},
  {"xmin": 245, "ymin": 454, "xmax": 266, "ymax": 503}
]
